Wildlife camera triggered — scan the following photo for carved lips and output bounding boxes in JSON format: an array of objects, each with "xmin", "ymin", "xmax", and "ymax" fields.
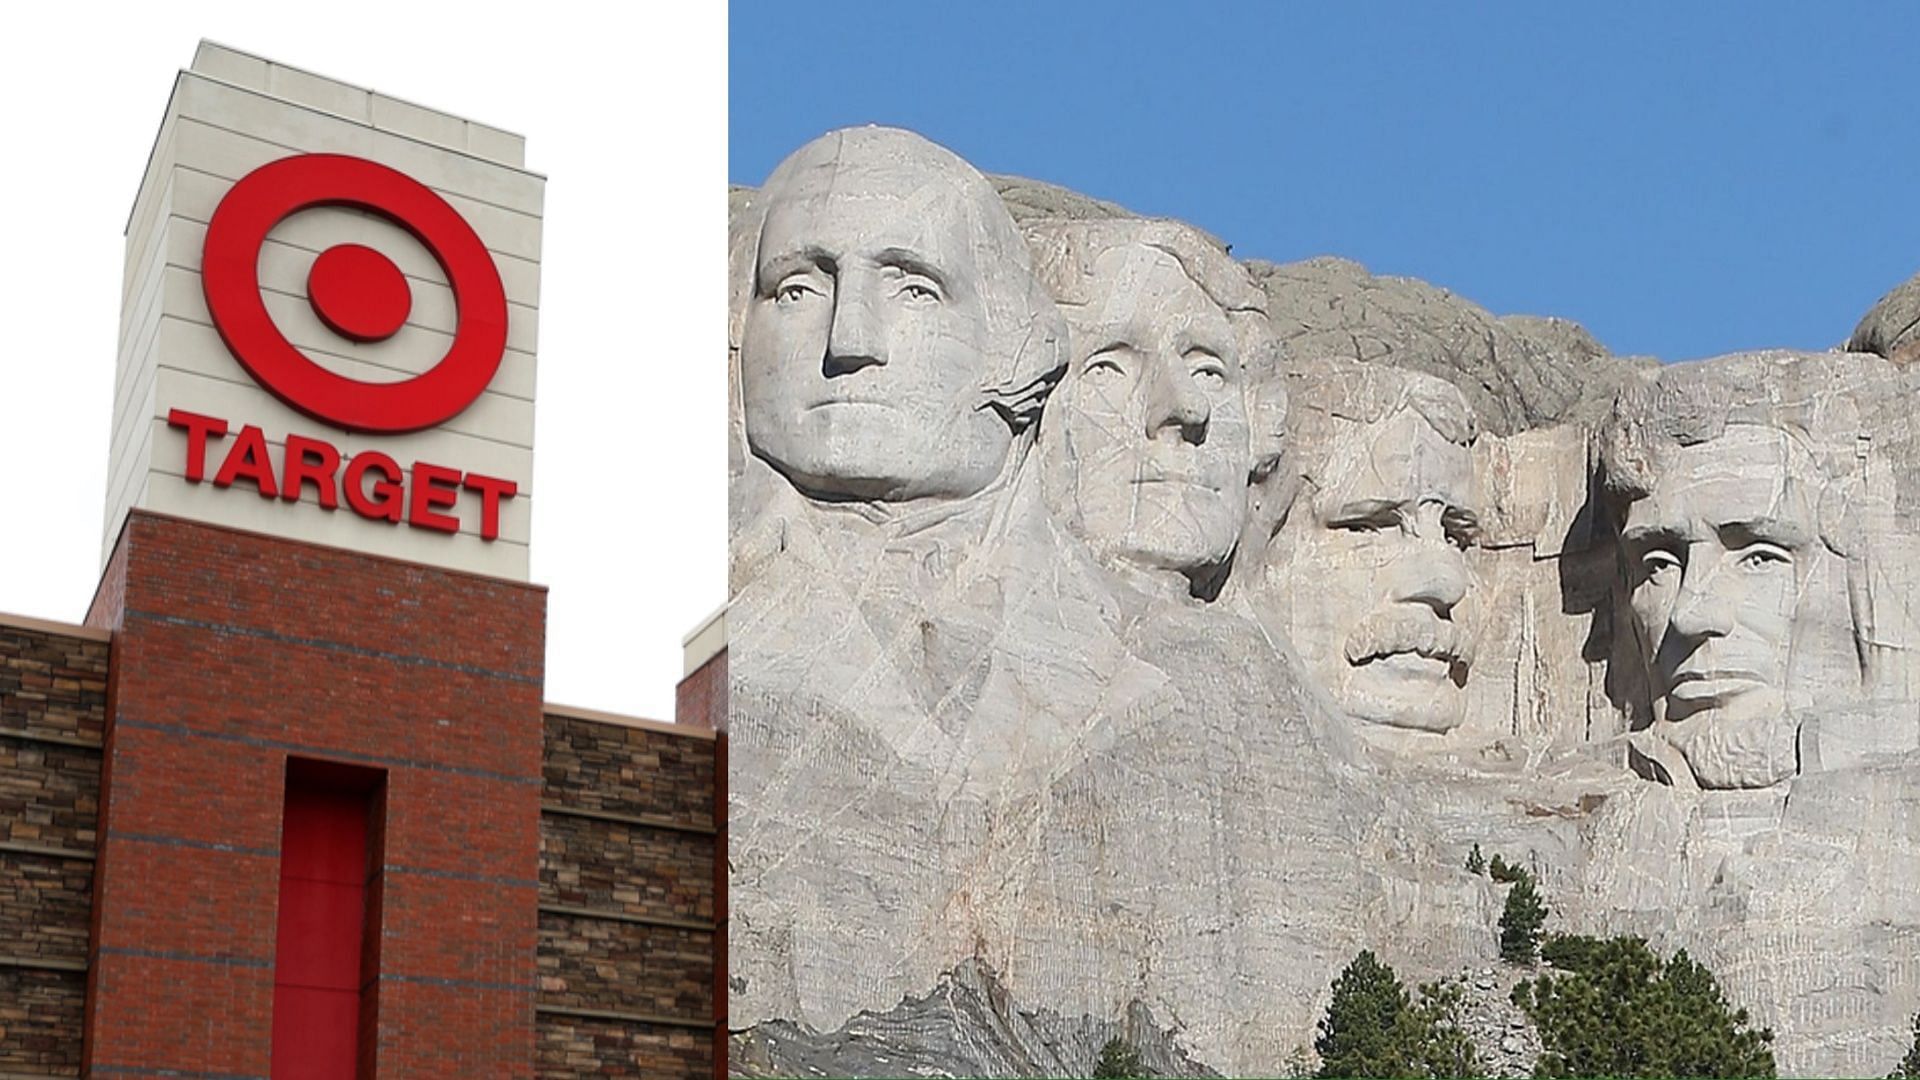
[
  {"xmin": 1664, "ymin": 667, "xmax": 1768, "ymax": 717},
  {"xmin": 1343, "ymin": 607, "xmax": 1473, "ymax": 682}
]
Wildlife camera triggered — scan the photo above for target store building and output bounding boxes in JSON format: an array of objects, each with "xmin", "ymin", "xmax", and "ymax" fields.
[{"xmin": 0, "ymin": 43, "xmax": 724, "ymax": 1078}]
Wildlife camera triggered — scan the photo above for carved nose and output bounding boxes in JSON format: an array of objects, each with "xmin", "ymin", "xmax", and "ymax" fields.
[
  {"xmin": 1142, "ymin": 354, "xmax": 1209, "ymax": 445},
  {"xmin": 1391, "ymin": 543, "xmax": 1469, "ymax": 616},
  {"xmin": 824, "ymin": 284, "xmax": 884, "ymax": 376},
  {"xmin": 1668, "ymin": 561, "xmax": 1735, "ymax": 641}
]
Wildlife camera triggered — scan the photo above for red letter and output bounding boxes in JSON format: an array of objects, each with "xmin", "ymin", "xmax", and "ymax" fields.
[
  {"xmin": 408, "ymin": 462, "xmax": 462, "ymax": 534},
  {"xmin": 281, "ymin": 434, "xmax": 342, "ymax": 510},
  {"xmin": 213, "ymin": 425, "xmax": 279, "ymax": 499},
  {"xmin": 344, "ymin": 452, "xmax": 404, "ymax": 523},
  {"xmin": 167, "ymin": 409, "xmax": 229, "ymax": 482},
  {"xmin": 462, "ymin": 473, "xmax": 517, "ymax": 542}
]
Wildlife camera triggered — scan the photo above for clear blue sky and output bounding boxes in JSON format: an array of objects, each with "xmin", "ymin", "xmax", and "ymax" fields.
[{"xmin": 730, "ymin": 3, "xmax": 1920, "ymax": 363}]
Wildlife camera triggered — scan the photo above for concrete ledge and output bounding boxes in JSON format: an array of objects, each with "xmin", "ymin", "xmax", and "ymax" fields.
[
  {"xmin": 0, "ymin": 727, "xmax": 103, "ymax": 751},
  {"xmin": 0, "ymin": 841, "xmax": 97, "ymax": 863},
  {"xmin": 537, "ymin": 903, "xmax": 715, "ymax": 933},
  {"xmin": 0, "ymin": 610, "xmax": 110, "ymax": 644},
  {"xmin": 539, "ymin": 801, "xmax": 715, "ymax": 836},
  {"xmin": 534, "ymin": 1003, "xmax": 711, "ymax": 1030},
  {"xmin": 0, "ymin": 955, "xmax": 87, "ymax": 973},
  {"xmin": 681, "ymin": 604, "xmax": 727, "ymax": 677}
]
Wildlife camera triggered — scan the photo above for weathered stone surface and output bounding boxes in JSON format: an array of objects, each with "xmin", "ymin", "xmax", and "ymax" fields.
[
  {"xmin": 1252, "ymin": 256, "xmax": 1654, "ymax": 436},
  {"xmin": 731, "ymin": 960, "xmax": 1218, "ymax": 1079},
  {"xmin": 1850, "ymin": 269, "xmax": 1920, "ymax": 364},
  {"xmin": 728, "ymin": 128, "xmax": 1920, "ymax": 1079},
  {"xmin": 991, "ymin": 173, "xmax": 1136, "ymax": 225}
]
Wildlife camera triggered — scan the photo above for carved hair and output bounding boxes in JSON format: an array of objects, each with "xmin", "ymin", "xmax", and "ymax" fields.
[
  {"xmin": 1283, "ymin": 358, "xmax": 1478, "ymax": 489},
  {"xmin": 740, "ymin": 126, "xmax": 1069, "ymax": 434},
  {"xmin": 1595, "ymin": 351, "xmax": 1870, "ymax": 555}
]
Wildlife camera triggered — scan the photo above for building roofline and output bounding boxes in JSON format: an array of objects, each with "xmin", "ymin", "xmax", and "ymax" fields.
[
  {"xmin": 0, "ymin": 610, "xmax": 112, "ymax": 643},
  {"xmin": 544, "ymin": 701, "xmax": 715, "ymax": 742}
]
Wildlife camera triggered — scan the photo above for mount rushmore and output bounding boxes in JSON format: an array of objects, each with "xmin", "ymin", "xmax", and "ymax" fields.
[{"xmin": 726, "ymin": 126, "xmax": 1920, "ymax": 1077}]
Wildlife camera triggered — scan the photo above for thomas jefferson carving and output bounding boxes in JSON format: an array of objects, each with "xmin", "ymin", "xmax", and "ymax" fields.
[{"xmin": 1026, "ymin": 219, "xmax": 1281, "ymax": 599}]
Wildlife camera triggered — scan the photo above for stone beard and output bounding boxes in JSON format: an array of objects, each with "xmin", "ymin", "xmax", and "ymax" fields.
[
  {"xmin": 1030, "ymin": 221, "xmax": 1276, "ymax": 598},
  {"xmin": 1263, "ymin": 368, "xmax": 1481, "ymax": 734},
  {"xmin": 738, "ymin": 126, "xmax": 1062, "ymax": 507},
  {"xmin": 1612, "ymin": 424, "xmax": 1834, "ymax": 789}
]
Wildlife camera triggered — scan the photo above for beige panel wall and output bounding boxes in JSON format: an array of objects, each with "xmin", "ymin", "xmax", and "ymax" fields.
[{"xmin": 105, "ymin": 42, "xmax": 544, "ymax": 581}]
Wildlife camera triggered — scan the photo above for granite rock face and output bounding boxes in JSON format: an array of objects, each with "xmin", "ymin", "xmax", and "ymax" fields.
[
  {"xmin": 1851, "ymin": 270, "xmax": 1920, "ymax": 365},
  {"xmin": 727, "ymin": 127, "xmax": 1920, "ymax": 1078},
  {"xmin": 1252, "ymin": 256, "xmax": 1656, "ymax": 436},
  {"xmin": 731, "ymin": 960, "xmax": 1220, "ymax": 1079}
]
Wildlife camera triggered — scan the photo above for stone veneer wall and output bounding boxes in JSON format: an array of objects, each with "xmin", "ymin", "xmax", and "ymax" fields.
[
  {"xmin": 537, "ymin": 710, "xmax": 720, "ymax": 1079},
  {"xmin": 0, "ymin": 616, "xmax": 110, "ymax": 1076}
]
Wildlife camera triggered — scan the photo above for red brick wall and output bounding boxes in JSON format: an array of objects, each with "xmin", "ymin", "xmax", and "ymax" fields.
[
  {"xmin": 83, "ymin": 512, "xmax": 548, "ymax": 1078},
  {"xmin": 675, "ymin": 649, "xmax": 727, "ymax": 733}
]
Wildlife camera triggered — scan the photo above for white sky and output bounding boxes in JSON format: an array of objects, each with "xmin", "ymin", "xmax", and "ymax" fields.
[{"xmin": 0, "ymin": 4, "xmax": 727, "ymax": 721}]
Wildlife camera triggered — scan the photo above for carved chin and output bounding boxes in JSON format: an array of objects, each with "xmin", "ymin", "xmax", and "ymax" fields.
[{"xmin": 1663, "ymin": 709, "xmax": 1799, "ymax": 789}]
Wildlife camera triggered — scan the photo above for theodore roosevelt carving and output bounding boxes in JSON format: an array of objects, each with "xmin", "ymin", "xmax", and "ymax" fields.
[{"xmin": 1260, "ymin": 361, "xmax": 1482, "ymax": 735}]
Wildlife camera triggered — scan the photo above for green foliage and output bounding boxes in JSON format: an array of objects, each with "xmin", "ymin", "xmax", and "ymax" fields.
[
  {"xmin": 1314, "ymin": 950, "xmax": 1483, "ymax": 1079},
  {"xmin": 1513, "ymin": 934, "xmax": 1775, "ymax": 1078},
  {"xmin": 1498, "ymin": 870, "xmax": 1548, "ymax": 963},
  {"xmin": 1890, "ymin": 1013, "xmax": 1920, "ymax": 1078},
  {"xmin": 1465, "ymin": 843, "xmax": 1487, "ymax": 876},
  {"xmin": 1093, "ymin": 1037, "xmax": 1147, "ymax": 1079},
  {"xmin": 1487, "ymin": 853, "xmax": 1522, "ymax": 883}
]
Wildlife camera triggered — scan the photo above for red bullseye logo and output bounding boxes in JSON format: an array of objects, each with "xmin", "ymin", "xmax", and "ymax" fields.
[{"xmin": 202, "ymin": 153, "xmax": 508, "ymax": 433}]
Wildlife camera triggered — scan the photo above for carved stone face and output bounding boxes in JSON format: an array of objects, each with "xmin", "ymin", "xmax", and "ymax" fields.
[
  {"xmin": 1619, "ymin": 425, "xmax": 1820, "ymax": 787},
  {"xmin": 740, "ymin": 135, "xmax": 1014, "ymax": 503},
  {"xmin": 1049, "ymin": 245, "xmax": 1251, "ymax": 579},
  {"xmin": 1272, "ymin": 408, "xmax": 1479, "ymax": 732}
]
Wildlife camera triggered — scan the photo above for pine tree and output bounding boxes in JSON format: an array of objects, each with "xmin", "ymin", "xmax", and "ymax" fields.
[
  {"xmin": 1093, "ymin": 1037, "xmax": 1147, "ymax": 1079},
  {"xmin": 1889, "ymin": 1013, "xmax": 1920, "ymax": 1078},
  {"xmin": 1314, "ymin": 950, "xmax": 1482, "ymax": 1079},
  {"xmin": 1514, "ymin": 934, "xmax": 1775, "ymax": 1078},
  {"xmin": 1465, "ymin": 843, "xmax": 1487, "ymax": 876},
  {"xmin": 1498, "ymin": 870, "xmax": 1548, "ymax": 963}
]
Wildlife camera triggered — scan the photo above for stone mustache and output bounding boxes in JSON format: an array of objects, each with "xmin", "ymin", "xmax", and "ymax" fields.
[{"xmin": 728, "ymin": 126, "xmax": 1920, "ymax": 1077}]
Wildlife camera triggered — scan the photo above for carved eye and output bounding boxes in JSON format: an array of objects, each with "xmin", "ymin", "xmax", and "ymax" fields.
[
  {"xmin": 1332, "ymin": 512, "xmax": 1397, "ymax": 537},
  {"xmin": 775, "ymin": 279, "xmax": 821, "ymax": 305},
  {"xmin": 895, "ymin": 276, "xmax": 943, "ymax": 305},
  {"xmin": 1187, "ymin": 349, "xmax": 1227, "ymax": 387},
  {"xmin": 1641, "ymin": 549, "xmax": 1682, "ymax": 581},
  {"xmin": 1737, "ymin": 544, "xmax": 1792, "ymax": 572},
  {"xmin": 1084, "ymin": 348, "xmax": 1128, "ymax": 378}
]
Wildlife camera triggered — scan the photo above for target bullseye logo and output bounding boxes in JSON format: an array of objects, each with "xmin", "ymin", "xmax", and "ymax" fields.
[
  {"xmin": 307, "ymin": 242, "xmax": 411, "ymax": 342},
  {"xmin": 202, "ymin": 153, "xmax": 508, "ymax": 433}
]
